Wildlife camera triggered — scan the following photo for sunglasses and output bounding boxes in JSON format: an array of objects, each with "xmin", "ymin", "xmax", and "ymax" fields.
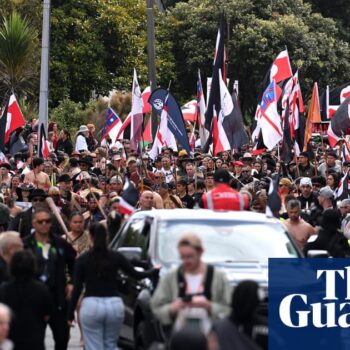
[{"xmin": 36, "ymin": 219, "xmax": 51, "ymax": 224}]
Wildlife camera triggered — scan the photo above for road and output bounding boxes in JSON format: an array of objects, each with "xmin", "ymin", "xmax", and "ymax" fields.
[
  {"xmin": 45, "ymin": 325, "xmax": 81, "ymax": 349},
  {"xmin": 45, "ymin": 325, "xmax": 129, "ymax": 349}
]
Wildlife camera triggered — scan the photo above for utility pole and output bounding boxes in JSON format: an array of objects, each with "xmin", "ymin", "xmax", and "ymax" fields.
[
  {"xmin": 146, "ymin": 0, "xmax": 158, "ymax": 140},
  {"xmin": 38, "ymin": 0, "xmax": 51, "ymax": 135}
]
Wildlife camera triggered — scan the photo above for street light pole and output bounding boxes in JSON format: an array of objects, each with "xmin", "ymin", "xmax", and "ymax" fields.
[
  {"xmin": 146, "ymin": 0, "xmax": 158, "ymax": 140},
  {"xmin": 38, "ymin": 0, "xmax": 51, "ymax": 134}
]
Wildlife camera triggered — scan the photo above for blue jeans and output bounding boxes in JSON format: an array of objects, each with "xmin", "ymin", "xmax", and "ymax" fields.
[{"xmin": 80, "ymin": 297, "xmax": 125, "ymax": 350}]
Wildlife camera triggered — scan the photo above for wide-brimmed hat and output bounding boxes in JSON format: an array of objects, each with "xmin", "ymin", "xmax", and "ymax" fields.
[
  {"xmin": 77, "ymin": 125, "xmax": 88, "ymax": 133},
  {"xmin": 58, "ymin": 174, "xmax": 72, "ymax": 183},
  {"xmin": 29, "ymin": 189, "xmax": 48, "ymax": 201},
  {"xmin": 78, "ymin": 156, "xmax": 93, "ymax": 167}
]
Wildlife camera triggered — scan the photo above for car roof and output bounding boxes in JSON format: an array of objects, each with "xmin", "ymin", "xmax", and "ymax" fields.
[{"xmin": 130, "ymin": 209, "xmax": 281, "ymax": 224}]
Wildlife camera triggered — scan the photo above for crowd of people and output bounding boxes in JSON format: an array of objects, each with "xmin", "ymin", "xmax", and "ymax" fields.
[{"xmin": 0, "ymin": 119, "xmax": 348, "ymax": 349}]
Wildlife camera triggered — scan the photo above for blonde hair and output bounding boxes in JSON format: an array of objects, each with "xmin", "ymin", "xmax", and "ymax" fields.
[{"xmin": 177, "ymin": 232, "xmax": 203, "ymax": 251}]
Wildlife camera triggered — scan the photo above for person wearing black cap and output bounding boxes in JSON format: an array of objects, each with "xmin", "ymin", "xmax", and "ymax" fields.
[
  {"xmin": 23, "ymin": 158, "xmax": 50, "ymax": 190},
  {"xmin": 10, "ymin": 190, "xmax": 64, "ymax": 238},
  {"xmin": 58, "ymin": 174, "xmax": 85, "ymax": 209},
  {"xmin": 200, "ymin": 169, "xmax": 250, "ymax": 210},
  {"xmin": 294, "ymin": 151, "xmax": 316, "ymax": 178}
]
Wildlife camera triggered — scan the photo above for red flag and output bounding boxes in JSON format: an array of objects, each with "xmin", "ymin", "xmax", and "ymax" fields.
[
  {"xmin": 181, "ymin": 100, "xmax": 198, "ymax": 122},
  {"xmin": 5, "ymin": 94, "xmax": 26, "ymax": 143},
  {"xmin": 270, "ymin": 49, "xmax": 292, "ymax": 83},
  {"xmin": 142, "ymin": 86, "xmax": 151, "ymax": 114},
  {"xmin": 142, "ymin": 117, "xmax": 152, "ymax": 143}
]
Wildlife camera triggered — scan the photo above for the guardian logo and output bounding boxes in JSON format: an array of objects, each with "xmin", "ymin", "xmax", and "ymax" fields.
[
  {"xmin": 269, "ymin": 258, "xmax": 350, "ymax": 350},
  {"xmin": 279, "ymin": 267, "xmax": 350, "ymax": 328}
]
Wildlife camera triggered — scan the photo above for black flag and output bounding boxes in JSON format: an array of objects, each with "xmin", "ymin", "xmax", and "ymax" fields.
[{"xmin": 222, "ymin": 91, "xmax": 249, "ymax": 149}]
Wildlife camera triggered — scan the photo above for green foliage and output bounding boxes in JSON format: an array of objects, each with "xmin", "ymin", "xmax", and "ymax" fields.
[
  {"xmin": 1, "ymin": 0, "xmax": 350, "ymax": 127},
  {"xmin": 167, "ymin": 0, "xmax": 350, "ymax": 117},
  {"xmin": 0, "ymin": 11, "xmax": 38, "ymax": 101},
  {"xmin": 50, "ymin": 98, "xmax": 88, "ymax": 135},
  {"xmin": 49, "ymin": 0, "xmax": 174, "ymax": 107}
]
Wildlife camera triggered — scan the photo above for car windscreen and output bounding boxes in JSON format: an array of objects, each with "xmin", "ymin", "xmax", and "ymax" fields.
[{"xmin": 157, "ymin": 220, "xmax": 299, "ymax": 264}]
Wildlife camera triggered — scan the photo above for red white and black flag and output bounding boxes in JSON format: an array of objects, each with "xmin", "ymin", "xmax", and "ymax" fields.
[
  {"xmin": 327, "ymin": 95, "xmax": 350, "ymax": 147},
  {"xmin": 118, "ymin": 177, "xmax": 139, "ymax": 215},
  {"xmin": 320, "ymin": 82, "xmax": 350, "ymax": 120},
  {"xmin": 266, "ymin": 176, "xmax": 281, "ymax": 217},
  {"xmin": 270, "ymin": 49, "xmax": 293, "ymax": 84},
  {"xmin": 0, "ymin": 94, "xmax": 26, "ymax": 152},
  {"xmin": 38, "ymin": 123, "xmax": 50, "ymax": 159},
  {"xmin": 335, "ymin": 172, "xmax": 349, "ymax": 200},
  {"xmin": 204, "ymin": 14, "xmax": 226, "ymax": 132}
]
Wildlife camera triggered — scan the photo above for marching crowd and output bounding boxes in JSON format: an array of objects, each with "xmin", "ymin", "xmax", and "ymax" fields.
[{"xmin": 0, "ymin": 119, "xmax": 348, "ymax": 349}]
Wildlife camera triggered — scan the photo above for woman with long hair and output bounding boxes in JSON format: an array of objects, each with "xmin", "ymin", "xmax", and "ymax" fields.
[
  {"xmin": 56, "ymin": 128, "xmax": 73, "ymax": 156},
  {"xmin": 69, "ymin": 223, "xmax": 158, "ymax": 349},
  {"xmin": 48, "ymin": 122, "xmax": 59, "ymax": 149}
]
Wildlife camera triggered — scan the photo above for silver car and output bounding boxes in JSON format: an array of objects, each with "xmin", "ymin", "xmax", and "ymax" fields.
[{"xmin": 111, "ymin": 209, "xmax": 301, "ymax": 349}]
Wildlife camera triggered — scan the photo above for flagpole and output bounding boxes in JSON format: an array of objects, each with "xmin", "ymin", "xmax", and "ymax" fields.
[
  {"xmin": 146, "ymin": 0, "xmax": 158, "ymax": 140},
  {"xmin": 38, "ymin": 0, "xmax": 51, "ymax": 138},
  {"xmin": 314, "ymin": 148, "xmax": 318, "ymax": 176}
]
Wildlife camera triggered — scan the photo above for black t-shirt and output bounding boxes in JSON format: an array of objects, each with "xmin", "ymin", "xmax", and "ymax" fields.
[
  {"xmin": 180, "ymin": 194, "xmax": 195, "ymax": 209},
  {"xmin": 68, "ymin": 250, "xmax": 156, "ymax": 320},
  {"xmin": 0, "ymin": 280, "xmax": 53, "ymax": 350}
]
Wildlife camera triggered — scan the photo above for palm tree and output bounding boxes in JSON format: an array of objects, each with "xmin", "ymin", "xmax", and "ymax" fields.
[{"xmin": 0, "ymin": 11, "xmax": 37, "ymax": 103}]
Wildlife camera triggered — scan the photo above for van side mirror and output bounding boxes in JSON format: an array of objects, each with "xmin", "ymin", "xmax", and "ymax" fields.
[{"xmin": 117, "ymin": 247, "xmax": 142, "ymax": 261}]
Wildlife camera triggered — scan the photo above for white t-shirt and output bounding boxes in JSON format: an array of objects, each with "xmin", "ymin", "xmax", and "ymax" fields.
[
  {"xmin": 161, "ymin": 168, "xmax": 174, "ymax": 183},
  {"xmin": 75, "ymin": 135, "xmax": 88, "ymax": 152},
  {"xmin": 185, "ymin": 273, "xmax": 203, "ymax": 294}
]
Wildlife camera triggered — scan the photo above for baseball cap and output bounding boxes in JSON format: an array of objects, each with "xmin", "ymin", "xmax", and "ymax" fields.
[
  {"xmin": 319, "ymin": 186, "xmax": 334, "ymax": 199},
  {"xmin": 300, "ymin": 177, "xmax": 312, "ymax": 187},
  {"xmin": 110, "ymin": 176, "xmax": 123, "ymax": 184},
  {"xmin": 214, "ymin": 169, "xmax": 231, "ymax": 184},
  {"xmin": 232, "ymin": 161, "xmax": 244, "ymax": 167}
]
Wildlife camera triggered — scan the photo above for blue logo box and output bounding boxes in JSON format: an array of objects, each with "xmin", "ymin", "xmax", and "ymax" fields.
[{"xmin": 269, "ymin": 258, "xmax": 350, "ymax": 350}]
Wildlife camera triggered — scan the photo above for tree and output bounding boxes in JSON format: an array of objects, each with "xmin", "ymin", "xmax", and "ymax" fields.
[
  {"xmin": 166, "ymin": 0, "xmax": 350, "ymax": 116},
  {"xmin": 49, "ymin": 0, "xmax": 175, "ymax": 107},
  {"xmin": 0, "ymin": 11, "xmax": 38, "ymax": 103}
]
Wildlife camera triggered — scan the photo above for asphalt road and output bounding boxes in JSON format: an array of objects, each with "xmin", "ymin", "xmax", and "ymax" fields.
[
  {"xmin": 45, "ymin": 324, "xmax": 129, "ymax": 349},
  {"xmin": 45, "ymin": 325, "xmax": 81, "ymax": 350}
]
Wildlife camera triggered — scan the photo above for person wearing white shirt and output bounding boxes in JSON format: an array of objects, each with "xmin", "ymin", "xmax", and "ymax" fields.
[{"xmin": 75, "ymin": 125, "xmax": 89, "ymax": 152}]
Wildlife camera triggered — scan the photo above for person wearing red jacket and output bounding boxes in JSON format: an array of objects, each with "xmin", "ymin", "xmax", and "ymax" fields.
[{"xmin": 200, "ymin": 169, "xmax": 250, "ymax": 210}]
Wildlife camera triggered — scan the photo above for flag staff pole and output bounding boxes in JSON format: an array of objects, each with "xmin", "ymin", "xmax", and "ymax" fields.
[
  {"xmin": 314, "ymin": 147, "xmax": 318, "ymax": 176},
  {"xmin": 38, "ymin": 0, "xmax": 51, "ymax": 138},
  {"xmin": 146, "ymin": 0, "xmax": 158, "ymax": 140}
]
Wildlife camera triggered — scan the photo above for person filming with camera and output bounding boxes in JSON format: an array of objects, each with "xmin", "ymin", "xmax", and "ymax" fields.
[{"xmin": 151, "ymin": 233, "xmax": 231, "ymax": 334}]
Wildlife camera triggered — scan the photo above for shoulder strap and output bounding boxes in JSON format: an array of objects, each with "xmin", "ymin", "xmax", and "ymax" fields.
[
  {"xmin": 177, "ymin": 266, "xmax": 186, "ymax": 298},
  {"xmin": 203, "ymin": 265, "xmax": 214, "ymax": 300}
]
